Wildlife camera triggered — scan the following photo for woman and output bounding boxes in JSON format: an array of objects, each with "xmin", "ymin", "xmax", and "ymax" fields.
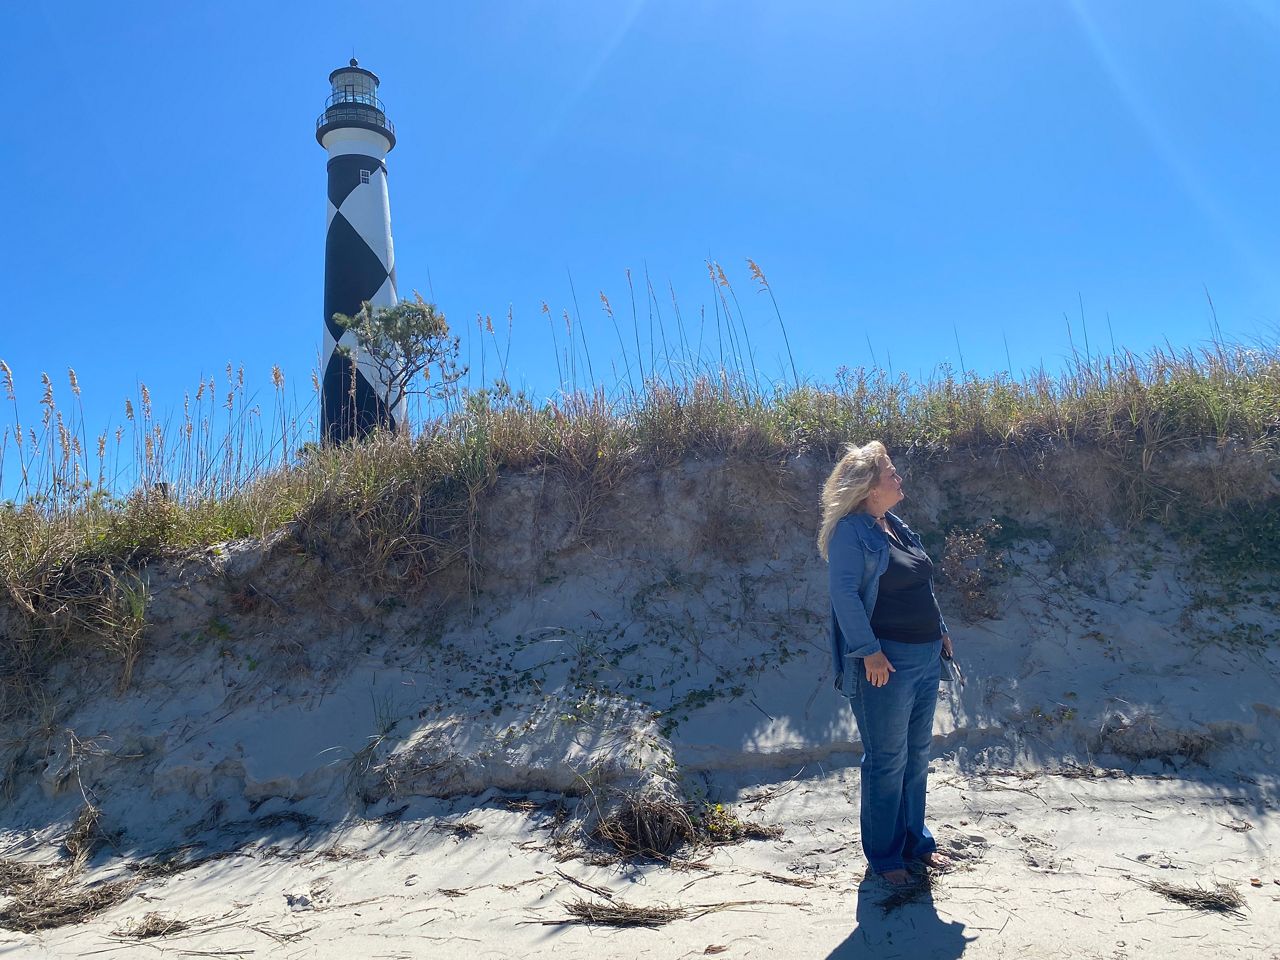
[{"xmin": 818, "ymin": 440, "xmax": 953, "ymax": 886}]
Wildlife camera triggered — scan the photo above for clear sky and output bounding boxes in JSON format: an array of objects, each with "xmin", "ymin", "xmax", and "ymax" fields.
[{"xmin": 3, "ymin": 1, "xmax": 1278, "ymax": 454}]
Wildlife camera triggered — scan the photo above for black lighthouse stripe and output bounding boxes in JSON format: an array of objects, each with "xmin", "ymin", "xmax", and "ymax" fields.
[
  {"xmin": 327, "ymin": 153, "xmax": 388, "ymax": 209},
  {"xmin": 322, "ymin": 351, "xmax": 391, "ymax": 444},
  {"xmin": 323, "ymin": 211, "xmax": 392, "ymax": 341}
]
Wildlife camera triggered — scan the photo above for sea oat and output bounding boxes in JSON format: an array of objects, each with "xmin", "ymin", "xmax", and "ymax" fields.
[
  {"xmin": 0, "ymin": 359, "xmax": 14, "ymax": 400},
  {"xmin": 68, "ymin": 368, "xmax": 81, "ymax": 396}
]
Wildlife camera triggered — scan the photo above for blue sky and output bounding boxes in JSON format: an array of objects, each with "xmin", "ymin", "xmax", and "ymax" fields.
[{"xmin": 3, "ymin": 1, "xmax": 1279, "ymax": 458}]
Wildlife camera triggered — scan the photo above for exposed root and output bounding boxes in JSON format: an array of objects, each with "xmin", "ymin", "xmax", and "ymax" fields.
[{"xmin": 63, "ymin": 801, "xmax": 114, "ymax": 869}]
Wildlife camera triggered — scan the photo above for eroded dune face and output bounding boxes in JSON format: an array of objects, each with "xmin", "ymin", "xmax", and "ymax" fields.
[
  {"xmin": 2, "ymin": 448, "xmax": 1276, "ymax": 845},
  {"xmin": 0, "ymin": 448, "xmax": 1276, "ymax": 954}
]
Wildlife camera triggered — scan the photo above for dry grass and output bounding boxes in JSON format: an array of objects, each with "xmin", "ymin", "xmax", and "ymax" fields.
[
  {"xmin": 111, "ymin": 911, "xmax": 190, "ymax": 939},
  {"xmin": 0, "ymin": 801, "xmax": 138, "ymax": 933},
  {"xmin": 560, "ymin": 896, "xmax": 689, "ymax": 927},
  {"xmin": 1138, "ymin": 879, "xmax": 1244, "ymax": 916},
  {"xmin": 0, "ymin": 858, "xmax": 52, "ymax": 895},
  {"xmin": 0, "ymin": 874, "xmax": 137, "ymax": 933},
  {"xmin": 590, "ymin": 788, "xmax": 781, "ymax": 860},
  {"xmin": 433, "ymin": 819, "xmax": 483, "ymax": 839},
  {"xmin": 0, "ymin": 850, "xmax": 136, "ymax": 934},
  {"xmin": 1, "ymin": 270, "xmax": 1278, "ymax": 708},
  {"xmin": 593, "ymin": 787, "xmax": 697, "ymax": 858},
  {"xmin": 552, "ymin": 895, "xmax": 803, "ymax": 928}
]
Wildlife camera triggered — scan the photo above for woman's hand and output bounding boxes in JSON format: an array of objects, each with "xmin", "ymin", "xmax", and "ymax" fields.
[
  {"xmin": 941, "ymin": 633, "xmax": 953, "ymax": 658},
  {"xmin": 864, "ymin": 651, "xmax": 895, "ymax": 687}
]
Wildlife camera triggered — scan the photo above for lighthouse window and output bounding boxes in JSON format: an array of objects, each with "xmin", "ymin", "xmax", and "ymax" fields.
[{"xmin": 359, "ymin": 169, "xmax": 371, "ymax": 184}]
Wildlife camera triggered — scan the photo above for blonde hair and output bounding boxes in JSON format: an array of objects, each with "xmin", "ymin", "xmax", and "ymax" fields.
[{"xmin": 817, "ymin": 440, "xmax": 890, "ymax": 561}]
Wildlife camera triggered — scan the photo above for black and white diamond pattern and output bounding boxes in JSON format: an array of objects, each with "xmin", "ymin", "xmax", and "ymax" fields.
[{"xmin": 322, "ymin": 153, "xmax": 402, "ymax": 443}]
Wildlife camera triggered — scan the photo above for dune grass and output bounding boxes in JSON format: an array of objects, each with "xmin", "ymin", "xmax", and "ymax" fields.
[
  {"xmin": 1, "ymin": 264, "xmax": 1278, "ymax": 705},
  {"xmin": 2, "ymin": 332, "xmax": 1276, "ymax": 560}
]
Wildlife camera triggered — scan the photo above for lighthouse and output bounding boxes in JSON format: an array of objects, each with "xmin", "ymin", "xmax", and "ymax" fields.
[{"xmin": 316, "ymin": 58, "xmax": 404, "ymax": 442}]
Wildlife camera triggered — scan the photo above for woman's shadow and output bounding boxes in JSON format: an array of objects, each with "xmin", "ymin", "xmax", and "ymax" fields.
[{"xmin": 824, "ymin": 871, "xmax": 974, "ymax": 959}]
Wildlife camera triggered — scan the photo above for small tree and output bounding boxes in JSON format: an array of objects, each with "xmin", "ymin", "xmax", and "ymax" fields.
[{"xmin": 333, "ymin": 293, "xmax": 467, "ymax": 430}]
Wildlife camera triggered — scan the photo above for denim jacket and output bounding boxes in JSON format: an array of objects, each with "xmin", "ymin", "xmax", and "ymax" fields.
[{"xmin": 828, "ymin": 511, "xmax": 949, "ymax": 697}]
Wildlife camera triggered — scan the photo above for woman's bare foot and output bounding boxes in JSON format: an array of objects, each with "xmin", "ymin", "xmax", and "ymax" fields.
[
  {"xmin": 879, "ymin": 868, "xmax": 913, "ymax": 886},
  {"xmin": 918, "ymin": 851, "xmax": 953, "ymax": 871}
]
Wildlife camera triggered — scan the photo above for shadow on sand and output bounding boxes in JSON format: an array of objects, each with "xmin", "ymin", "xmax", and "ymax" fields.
[{"xmin": 824, "ymin": 871, "xmax": 974, "ymax": 960}]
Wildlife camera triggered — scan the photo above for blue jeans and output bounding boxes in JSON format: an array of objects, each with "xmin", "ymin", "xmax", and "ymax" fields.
[{"xmin": 847, "ymin": 637, "xmax": 941, "ymax": 873}]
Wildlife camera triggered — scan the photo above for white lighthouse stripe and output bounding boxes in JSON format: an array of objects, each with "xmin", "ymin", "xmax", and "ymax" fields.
[
  {"xmin": 367, "ymin": 274, "xmax": 397, "ymax": 311},
  {"xmin": 321, "ymin": 127, "xmax": 392, "ymax": 160},
  {"xmin": 326, "ymin": 199, "xmax": 338, "ymax": 229},
  {"xmin": 337, "ymin": 181, "xmax": 395, "ymax": 273}
]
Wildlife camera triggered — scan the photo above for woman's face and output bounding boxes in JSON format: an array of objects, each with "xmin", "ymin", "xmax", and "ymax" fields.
[{"xmin": 867, "ymin": 459, "xmax": 904, "ymax": 512}]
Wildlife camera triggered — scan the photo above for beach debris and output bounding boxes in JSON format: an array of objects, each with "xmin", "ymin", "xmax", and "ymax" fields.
[
  {"xmin": 1137, "ymin": 878, "xmax": 1244, "ymax": 915},
  {"xmin": 697, "ymin": 803, "xmax": 784, "ymax": 844},
  {"xmin": 432, "ymin": 818, "xmax": 483, "ymax": 839},
  {"xmin": 753, "ymin": 870, "xmax": 818, "ymax": 888},
  {"xmin": 111, "ymin": 911, "xmax": 190, "ymax": 939},
  {"xmin": 0, "ymin": 873, "xmax": 137, "ymax": 932},
  {"xmin": 547, "ymin": 897, "xmax": 804, "ymax": 928},
  {"xmin": 555, "ymin": 868, "xmax": 616, "ymax": 900},
  {"xmin": 593, "ymin": 786, "xmax": 696, "ymax": 857},
  {"xmin": 560, "ymin": 897, "xmax": 689, "ymax": 927},
  {"xmin": 592, "ymin": 785, "xmax": 781, "ymax": 859}
]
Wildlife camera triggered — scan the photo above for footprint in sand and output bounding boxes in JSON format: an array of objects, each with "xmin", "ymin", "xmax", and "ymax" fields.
[
  {"xmin": 945, "ymin": 833, "xmax": 990, "ymax": 863},
  {"xmin": 1020, "ymin": 834, "xmax": 1063, "ymax": 873}
]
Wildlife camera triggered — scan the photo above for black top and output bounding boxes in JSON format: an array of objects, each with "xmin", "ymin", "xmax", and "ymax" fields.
[{"xmin": 870, "ymin": 532, "xmax": 944, "ymax": 644}]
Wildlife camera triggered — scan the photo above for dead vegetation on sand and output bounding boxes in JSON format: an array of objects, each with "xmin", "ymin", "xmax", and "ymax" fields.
[
  {"xmin": 550, "ymin": 895, "xmax": 805, "ymax": 928},
  {"xmin": 1138, "ymin": 878, "xmax": 1245, "ymax": 916},
  {"xmin": 111, "ymin": 911, "xmax": 190, "ymax": 940},
  {"xmin": 589, "ymin": 786, "xmax": 782, "ymax": 860}
]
